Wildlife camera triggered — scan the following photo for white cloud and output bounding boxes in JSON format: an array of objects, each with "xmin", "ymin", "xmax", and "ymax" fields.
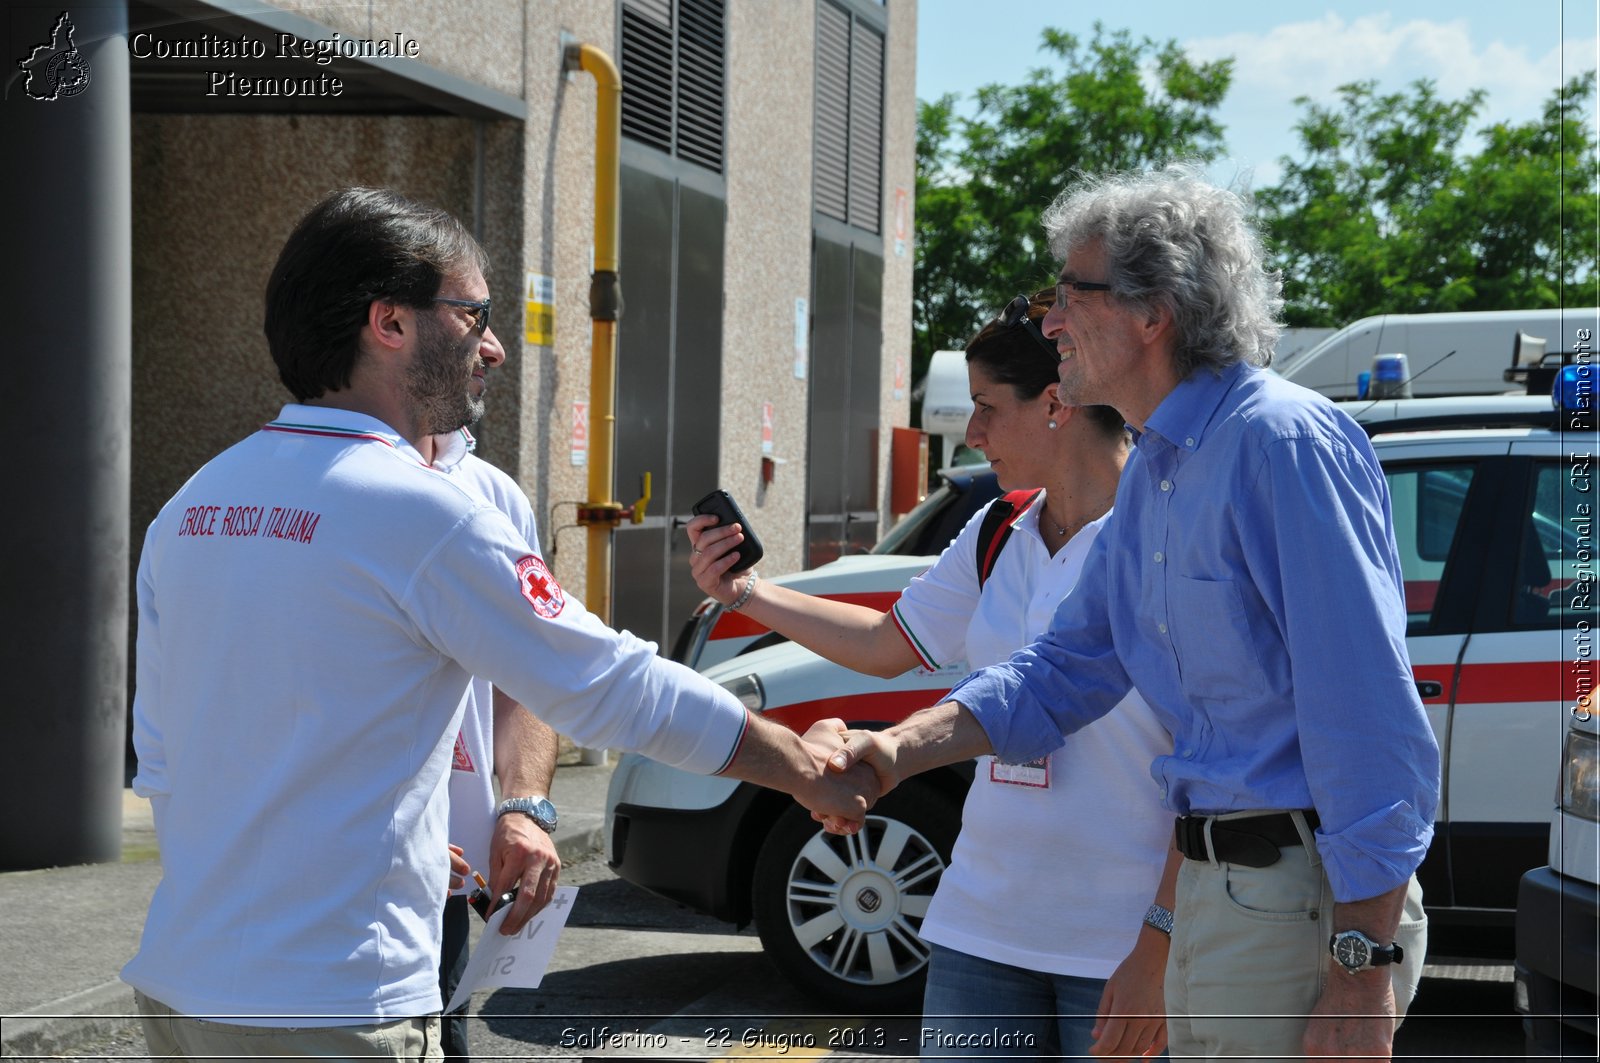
[
  {"xmin": 1179, "ymin": 12, "xmax": 1597, "ymax": 187},
  {"xmin": 1186, "ymin": 13, "xmax": 1593, "ymax": 124}
]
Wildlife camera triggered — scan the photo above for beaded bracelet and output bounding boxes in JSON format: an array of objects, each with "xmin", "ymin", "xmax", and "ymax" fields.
[{"xmin": 726, "ymin": 570, "xmax": 759, "ymax": 612}]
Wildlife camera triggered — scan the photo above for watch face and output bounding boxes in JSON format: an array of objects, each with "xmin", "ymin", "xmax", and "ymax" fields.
[{"xmin": 1334, "ymin": 934, "xmax": 1371, "ymax": 969}]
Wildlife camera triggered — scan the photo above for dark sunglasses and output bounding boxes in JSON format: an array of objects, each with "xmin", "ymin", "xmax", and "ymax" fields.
[
  {"xmin": 433, "ymin": 296, "xmax": 492, "ymax": 334},
  {"xmin": 999, "ymin": 294, "xmax": 1062, "ymax": 362}
]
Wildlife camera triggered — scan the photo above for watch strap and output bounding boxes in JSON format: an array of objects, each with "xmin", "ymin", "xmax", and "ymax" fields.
[
  {"xmin": 496, "ymin": 795, "xmax": 557, "ymax": 832},
  {"xmin": 1330, "ymin": 930, "xmax": 1402, "ymax": 970},
  {"xmin": 1142, "ymin": 903, "xmax": 1174, "ymax": 936}
]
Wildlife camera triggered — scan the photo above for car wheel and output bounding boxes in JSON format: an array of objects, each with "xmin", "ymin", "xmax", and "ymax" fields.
[{"xmin": 751, "ymin": 779, "xmax": 960, "ymax": 1010}]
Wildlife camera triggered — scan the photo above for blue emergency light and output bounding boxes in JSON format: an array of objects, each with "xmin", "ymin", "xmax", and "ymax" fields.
[{"xmin": 1553, "ymin": 363, "xmax": 1596, "ymax": 429}]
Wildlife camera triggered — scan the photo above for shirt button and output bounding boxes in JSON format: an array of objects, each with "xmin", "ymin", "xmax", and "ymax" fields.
[
  {"xmin": 1160, "ymin": 479, "xmax": 1172, "ymax": 491},
  {"xmin": 1181, "ymin": 748, "xmax": 1193, "ymax": 758},
  {"xmin": 1185, "ymin": 436, "xmax": 1196, "ymax": 447},
  {"xmin": 1158, "ymin": 622, "xmax": 1168, "ymax": 634},
  {"xmin": 1153, "ymin": 551, "xmax": 1164, "ymax": 563}
]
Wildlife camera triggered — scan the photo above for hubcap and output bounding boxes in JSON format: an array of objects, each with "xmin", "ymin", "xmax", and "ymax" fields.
[{"xmin": 780, "ymin": 813, "xmax": 946, "ymax": 988}]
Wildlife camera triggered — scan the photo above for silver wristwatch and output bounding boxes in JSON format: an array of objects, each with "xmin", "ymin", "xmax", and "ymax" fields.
[
  {"xmin": 496, "ymin": 795, "xmax": 558, "ymax": 833},
  {"xmin": 1143, "ymin": 903, "xmax": 1174, "ymax": 936},
  {"xmin": 1329, "ymin": 929, "xmax": 1403, "ymax": 973}
]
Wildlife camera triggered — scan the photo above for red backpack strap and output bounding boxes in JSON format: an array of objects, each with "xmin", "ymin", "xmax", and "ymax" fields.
[{"xmin": 976, "ymin": 488, "xmax": 1043, "ymax": 589}]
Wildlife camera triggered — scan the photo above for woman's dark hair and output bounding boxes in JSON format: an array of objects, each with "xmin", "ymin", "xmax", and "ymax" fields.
[
  {"xmin": 965, "ymin": 288, "xmax": 1125, "ymax": 441},
  {"xmin": 263, "ymin": 187, "xmax": 489, "ymax": 402}
]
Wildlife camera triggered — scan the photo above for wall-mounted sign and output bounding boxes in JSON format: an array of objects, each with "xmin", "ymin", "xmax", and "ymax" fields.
[
  {"xmin": 526, "ymin": 272, "xmax": 555, "ymax": 346},
  {"xmin": 793, "ymin": 297, "xmax": 809, "ymax": 380},
  {"xmin": 570, "ymin": 400, "xmax": 588, "ymax": 467}
]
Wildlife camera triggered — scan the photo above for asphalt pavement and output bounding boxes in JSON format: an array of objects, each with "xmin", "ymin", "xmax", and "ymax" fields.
[{"xmin": 0, "ymin": 758, "xmax": 617, "ymax": 1059}]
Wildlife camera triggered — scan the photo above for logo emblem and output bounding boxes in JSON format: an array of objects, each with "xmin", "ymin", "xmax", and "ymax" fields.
[
  {"xmin": 855, "ymin": 887, "xmax": 883, "ymax": 913},
  {"xmin": 516, "ymin": 555, "xmax": 566, "ymax": 619},
  {"xmin": 451, "ymin": 731, "xmax": 476, "ymax": 773},
  {"xmin": 17, "ymin": 12, "xmax": 91, "ymax": 101}
]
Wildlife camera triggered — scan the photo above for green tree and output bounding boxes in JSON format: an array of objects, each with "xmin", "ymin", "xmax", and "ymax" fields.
[
  {"xmin": 1258, "ymin": 73, "xmax": 1599, "ymax": 326},
  {"xmin": 913, "ymin": 25, "xmax": 1233, "ymax": 387}
]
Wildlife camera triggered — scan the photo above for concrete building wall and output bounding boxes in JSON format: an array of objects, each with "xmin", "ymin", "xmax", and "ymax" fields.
[
  {"xmin": 721, "ymin": 0, "xmax": 816, "ymax": 576},
  {"xmin": 877, "ymin": 0, "xmax": 918, "ymax": 526},
  {"xmin": 129, "ymin": 114, "xmax": 489, "ymax": 545},
  {"xmin": 512, "ymin": 0, "xmax": 614, "ymax": 603},
  {"xmin": 127, "ymin": 0, "xmax": 918, "ymax": 620}
]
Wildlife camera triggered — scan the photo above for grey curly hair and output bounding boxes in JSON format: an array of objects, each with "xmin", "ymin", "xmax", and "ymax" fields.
[{"xmin": 1040, "ymin": 164, "xmax": 1283, "ymax": 377}]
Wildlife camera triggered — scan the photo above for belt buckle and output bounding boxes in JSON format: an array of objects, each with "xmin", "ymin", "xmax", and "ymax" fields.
[{"xmin": 1174, "ymin": 815, "xmax": 1209, "ymax": 861}]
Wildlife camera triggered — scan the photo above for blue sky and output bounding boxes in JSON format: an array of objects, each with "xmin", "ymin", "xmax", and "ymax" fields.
[{"xmin": 915, "ymin": 0, "xmax": 1600, "ymax": 187}]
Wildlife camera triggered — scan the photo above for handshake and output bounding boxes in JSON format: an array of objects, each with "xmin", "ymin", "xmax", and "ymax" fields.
[
  {"xmin": 729, "ymin": 701, "xmax": 980, "ymax": 832},
  {"xmin": 788, "ymin": 718, "xmax": 904, "ymax": 835}
]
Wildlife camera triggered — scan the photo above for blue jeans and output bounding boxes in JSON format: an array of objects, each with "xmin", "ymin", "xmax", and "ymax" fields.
[{"xmin": 920, "ymin": 943, "xmax": 1106, "ymax": 1059}]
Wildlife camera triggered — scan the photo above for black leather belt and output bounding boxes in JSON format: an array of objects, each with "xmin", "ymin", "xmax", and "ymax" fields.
[{"xmin": 1174, "ymin": 810, "xmax": 1320, "ymax": 868}]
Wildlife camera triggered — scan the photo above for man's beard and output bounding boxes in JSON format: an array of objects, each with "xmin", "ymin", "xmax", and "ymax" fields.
[{"xmin": 409, "ymin": 312, "xmax": 483, "ymax": 434}]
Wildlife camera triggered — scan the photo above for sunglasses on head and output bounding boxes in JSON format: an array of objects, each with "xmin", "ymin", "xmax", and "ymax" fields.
[{"xmin": 999, "ymin": 294, "xmax": 1062, "ymax": 362}]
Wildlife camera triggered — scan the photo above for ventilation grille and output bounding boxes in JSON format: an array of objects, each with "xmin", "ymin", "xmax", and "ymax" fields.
[
  {"xmin": 814, "ymin": 4, "xmax": 850, "ymax": 222},
  {"xmin": 676, "ymin": 0, "xmax": 725, "ymax": 171},
  {"xmin": 621, "ymin": 5, "xmax": 673, "ymax": 153},
  {"xmin": 619, "ymin": 0, "xmax": 726, "ymax": 173},
  {"xmin": 847, "ymin": 23, "xmax": 882, "ymax": 231},
  {"xmin": 814, "ymin": 2, "xmax": 882, "ymax": 232}
]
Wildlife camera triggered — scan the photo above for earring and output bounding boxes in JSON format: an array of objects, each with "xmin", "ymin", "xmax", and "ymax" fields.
[{"xmin": 1047, "ymin": 419, "xmax": 1058, "ymax": 430}]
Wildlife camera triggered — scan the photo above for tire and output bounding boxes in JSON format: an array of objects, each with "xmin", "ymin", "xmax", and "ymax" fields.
[{"xmin": 751, "ymin": 779, "xmax": 961, "ymax": 1011}]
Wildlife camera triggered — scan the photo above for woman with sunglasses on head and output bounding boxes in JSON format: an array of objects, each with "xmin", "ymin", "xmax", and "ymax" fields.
[{"xmin": 687, "ymin": 289, "xmax": 1178, "ymax": 1061}]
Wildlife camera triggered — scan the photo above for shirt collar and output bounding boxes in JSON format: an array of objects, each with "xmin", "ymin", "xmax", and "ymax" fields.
[
  {"xmin": 1140, "ymin": 360, "xmax": 1250, "ymax": 452},
  {"xmin": 263, "ymin": 404, "xmax": 431, "ymax": 466},
  {"xmin": 429, "ymin": 427, "xmax": 478, "ymax": 472}
]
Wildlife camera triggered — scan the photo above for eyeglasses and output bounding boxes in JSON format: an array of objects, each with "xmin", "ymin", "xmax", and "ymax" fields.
[
  {"xmin": 433, "ymin": 296, "xmax": 492, "ymax": 334},
  {"xmin": 1000, "ymin": 294, "xmax": 1062, "ymax": 362},
  {"xmin": 1053, "ymin": 279, "xmax": 1112, "ymax": 310}
]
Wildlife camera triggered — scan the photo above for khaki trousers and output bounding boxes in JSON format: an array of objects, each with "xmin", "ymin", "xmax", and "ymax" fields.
[
  {"xmin": 135, "ymin": 990, "xmax": 443, "ymax": 1062},
  {"xmin": 1165, "ymin": 818, "xmax": 1428, "ymax": 1062}
]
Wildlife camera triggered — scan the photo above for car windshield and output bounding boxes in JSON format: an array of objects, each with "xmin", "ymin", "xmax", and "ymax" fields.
[
  {"xmin": 870, "ymin": 483, "xmax": 959, "ymax": 555},
  {"xmin": 870, "ymin": 465, "xmax": 999, "ymax": 557}
]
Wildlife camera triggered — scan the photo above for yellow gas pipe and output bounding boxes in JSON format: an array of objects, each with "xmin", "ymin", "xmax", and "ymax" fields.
[{"xmin": 564, "ymin": 42, "xmax": 630, "ymax": 622}]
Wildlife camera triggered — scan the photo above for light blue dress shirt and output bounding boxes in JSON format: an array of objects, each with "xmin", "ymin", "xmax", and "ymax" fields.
[{"xmin": 951, "ymin": 361, "xmax": 1441, "ymax": 902}]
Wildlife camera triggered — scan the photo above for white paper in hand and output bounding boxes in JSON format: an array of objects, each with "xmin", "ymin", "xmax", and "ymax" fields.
[{"xmin": 444, "ymin": 886, "xmax": 579, "ymax": 1013}]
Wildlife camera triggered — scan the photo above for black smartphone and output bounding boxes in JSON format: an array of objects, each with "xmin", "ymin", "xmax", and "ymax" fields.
[{"xmin": 691, "ymin": 489, "xmax": 764, "ymax": 573}]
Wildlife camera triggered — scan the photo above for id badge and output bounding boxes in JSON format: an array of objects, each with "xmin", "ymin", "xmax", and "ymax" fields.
[{"xmin": 990, "ymin": 755, "xmax": 1049, "ymax": 788}]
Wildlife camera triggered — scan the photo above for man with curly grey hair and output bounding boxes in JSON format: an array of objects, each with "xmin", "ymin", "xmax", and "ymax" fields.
[{"xmin": 819, "ymin": 165, "xmax": 1437, "ymax": 1061}]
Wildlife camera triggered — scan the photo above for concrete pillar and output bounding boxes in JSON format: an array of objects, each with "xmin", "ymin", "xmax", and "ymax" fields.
[{"xmin": 0, "ymin": 1, "xmax": 132, "ymax": 869}]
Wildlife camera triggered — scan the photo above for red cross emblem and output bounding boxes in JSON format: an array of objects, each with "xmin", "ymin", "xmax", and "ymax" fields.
[
  {"xmin": 451, "ymin": 730, "xmax": 476, "ymax": 772},
  {"xmin": 516, "ymin": 555, "xmax": 565, "ymax": 618}
]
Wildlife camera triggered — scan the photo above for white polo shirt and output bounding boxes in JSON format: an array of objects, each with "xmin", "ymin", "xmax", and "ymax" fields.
[
  {"xmin": 891, "ymin": 493, "xmax": 1173, "ymax": 977},
  {"xmin": 125, "ymin": 405, "xmax": 747, "ymax": 1023}
]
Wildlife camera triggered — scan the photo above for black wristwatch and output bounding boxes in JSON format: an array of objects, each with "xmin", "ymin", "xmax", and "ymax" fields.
[
  {"xmin": 496, "ymin": 796, "xmax": 558, "ymax": 833},
  {"xmin": 1329, "ymin": 929, "xmax": 1403, "ymax": 973}
]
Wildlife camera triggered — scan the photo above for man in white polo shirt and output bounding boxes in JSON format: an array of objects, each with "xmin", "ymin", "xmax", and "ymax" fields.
[{"xmin": 123, "ymin": 186, "xmax": 874, "ymax": 1062}]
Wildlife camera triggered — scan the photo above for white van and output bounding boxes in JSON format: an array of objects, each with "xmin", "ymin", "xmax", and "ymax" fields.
[
  {"xmin": 1276, "ymin": 308, "xmax": 1599, "ymax": 398},
  {"xmin": 920, "ymin": 348, "xmax": 974, "ymax": 467}
]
